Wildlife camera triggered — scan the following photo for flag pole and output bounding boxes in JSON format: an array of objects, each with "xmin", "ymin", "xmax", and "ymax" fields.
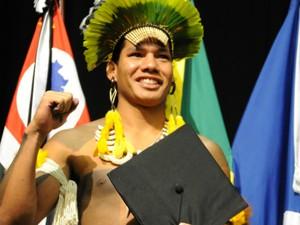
[{"xmin": 59, "ymin": 0, "xmax": 65, "ymax": 20}]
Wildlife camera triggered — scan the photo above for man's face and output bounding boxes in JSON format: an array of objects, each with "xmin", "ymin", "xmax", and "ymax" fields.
[{"xmin": 109, "ymin": 39, "xmax": 173, "ymax": 108}]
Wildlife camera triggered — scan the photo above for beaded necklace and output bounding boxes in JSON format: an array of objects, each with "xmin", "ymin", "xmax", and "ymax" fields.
[
  {"xmin": 94, "ymin": 110, "xmax": 184, "ymax": 165},
  {"xmin": 95, "ymin": 121, "xmax": 168, "ymax": 165}
]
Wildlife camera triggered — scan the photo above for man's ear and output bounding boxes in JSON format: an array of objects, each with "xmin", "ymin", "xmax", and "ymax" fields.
[{"xmin": 106, "ymin": 61, "xmax": 118, "ymax": 81}]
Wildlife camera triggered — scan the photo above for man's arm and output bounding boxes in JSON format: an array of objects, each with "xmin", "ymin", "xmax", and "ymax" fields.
[
  {"xmin": 0, "ymin": 91, "xmax": 78, "ymax": 225},
  {"xmin": 199, "ymin": 136, "xmax": 249, "ymax": 225},
  {"xmin": 199, "ymin": 135, "xmax": 230, "ymax": 178}
]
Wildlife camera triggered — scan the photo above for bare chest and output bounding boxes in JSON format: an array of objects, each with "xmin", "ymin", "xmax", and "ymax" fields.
[{"xmin": 68, "ymin": 139, "xmax": 136, "ymax": 225}]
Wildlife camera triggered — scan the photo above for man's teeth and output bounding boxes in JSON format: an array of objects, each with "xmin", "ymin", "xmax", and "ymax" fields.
[{"xmin": 140, "ymin": 78, "xmax": 158, "ymax": 84}]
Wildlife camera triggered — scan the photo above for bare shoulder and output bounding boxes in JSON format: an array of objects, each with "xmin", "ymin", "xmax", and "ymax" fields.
[
  {"xmin": 42, "ymin": 118, "xmax": 104, "ymax": 167},
  {"xmin": 198, "ymin": 135, "xmax": 230, "ymax": 178}
]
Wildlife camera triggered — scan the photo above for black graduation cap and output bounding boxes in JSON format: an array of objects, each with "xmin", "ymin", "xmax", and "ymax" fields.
[{"xmin": 108, "ymin": 124, "xmax": 247, "ymax": 225}]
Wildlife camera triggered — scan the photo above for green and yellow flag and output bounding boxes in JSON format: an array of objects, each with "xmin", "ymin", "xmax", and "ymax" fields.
[
  {"xmin": 182, "ymin": 42, "xmax": 232, "ymax": 168},
  {"xmin": 168, "ymin": 41, "xmax": 232, "ymax": 168},
  {"xmin": 163, "ymin": 1, "xmax": 231, "ymax": 168}
]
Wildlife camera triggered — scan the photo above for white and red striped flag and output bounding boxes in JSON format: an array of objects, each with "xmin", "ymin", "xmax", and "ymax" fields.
[{"xmin": 0, "ymin": 1, "xmax": 90, "ymax": 172}]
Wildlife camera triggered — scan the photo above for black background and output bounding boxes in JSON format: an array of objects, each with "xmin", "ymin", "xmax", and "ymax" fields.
[{"xmin": 0, "ymin": 0, "xmax": 290, "ymax": 143}]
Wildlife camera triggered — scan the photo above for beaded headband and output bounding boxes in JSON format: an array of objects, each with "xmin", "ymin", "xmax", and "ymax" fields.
[{"xmin": 124, "ymin": 26, "xmax": 170, "ymax": 49}]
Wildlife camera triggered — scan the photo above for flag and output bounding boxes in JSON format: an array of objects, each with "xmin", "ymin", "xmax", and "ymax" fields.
[
  {"xmin": 49, "ymin": 4, "xmax": 89, "ymax": 136},
  {"xmin": 232, "ymin": 0, "xmax": 300, "ymax": 224},
  {"xmin": 1, "ymin": 4, "xmax": 90, "ymax": 224},
  {"xmin": 0, "ymin": 3, "xmax": 89, "ymax": 172},
  {"xmin": 181, "ymin": 42, "xmax": 232, "ymax": 168},
  {"xmin": 166, "ymin": 0, "xmax": 232, "ymax": 168}
]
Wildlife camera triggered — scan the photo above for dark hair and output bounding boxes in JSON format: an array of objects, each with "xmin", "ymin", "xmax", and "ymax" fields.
[{"xmin": 111, "ymin": 37, "xmax": 126, "ymax": 63}]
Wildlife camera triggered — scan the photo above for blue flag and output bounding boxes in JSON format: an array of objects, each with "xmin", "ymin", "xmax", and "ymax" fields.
[{"xmin": 232, "ymin": 0, "xmax": 300, "ymax": 224}]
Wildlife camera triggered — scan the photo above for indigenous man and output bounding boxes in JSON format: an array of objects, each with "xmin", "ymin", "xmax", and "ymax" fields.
[{"xmin": 0, "ymin": 0, "xmax": 232, "ymax": 224}]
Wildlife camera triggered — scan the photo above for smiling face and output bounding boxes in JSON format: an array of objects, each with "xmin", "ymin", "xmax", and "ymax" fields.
[{"xmin": 107, "ymin": 39, "xmax": 173, "ymax": 108}]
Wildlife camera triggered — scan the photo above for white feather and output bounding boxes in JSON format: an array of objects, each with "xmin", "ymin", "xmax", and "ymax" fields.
[
  {"xmin": 33, "ymin": 0, "xmax": 48, "ymax": 13},
  {"xmin": 79, "ymin": 0, "xmax": 106, "ymax": 31}
]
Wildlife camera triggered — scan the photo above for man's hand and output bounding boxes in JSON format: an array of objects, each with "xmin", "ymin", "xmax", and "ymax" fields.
[{"xmin": 25, "ymin": 91, "xmax": 78, "ymax": 136}]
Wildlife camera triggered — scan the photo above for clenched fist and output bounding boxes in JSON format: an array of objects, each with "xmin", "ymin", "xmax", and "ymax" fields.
[{"xmin": 25, "ymin": 91, "xmax": 79, "ymax": 136}]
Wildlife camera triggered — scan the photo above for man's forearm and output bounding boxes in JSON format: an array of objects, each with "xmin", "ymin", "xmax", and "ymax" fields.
[{"xmin": 0, "ymin": 131, "xmax": 47, "ymax": 224}]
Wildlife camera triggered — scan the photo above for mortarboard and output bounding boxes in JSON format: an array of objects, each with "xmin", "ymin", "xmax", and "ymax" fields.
[{"xmin": 108, "ymin": 124, "xmax": 247, "ymax": 225}]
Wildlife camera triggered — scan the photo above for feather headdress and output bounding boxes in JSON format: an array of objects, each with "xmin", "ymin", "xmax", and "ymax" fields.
[{"xmin": 81, "ymin": 0, "xmax": 204, "ymax": 71}]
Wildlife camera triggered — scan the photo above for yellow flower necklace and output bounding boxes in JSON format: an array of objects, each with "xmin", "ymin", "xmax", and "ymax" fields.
[{"xmin": 94, "ymin": 109, "xmax": 185, "ymax": 165}]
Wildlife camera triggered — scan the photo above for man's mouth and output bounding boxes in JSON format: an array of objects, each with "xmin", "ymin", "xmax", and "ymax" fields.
[
  {"xmin": 136, "ymin": 77, "xmax": 163, "ymax": 89},
  {"xmin": 140, "ymin": 78, "xmax": 160, "ymax": 85}
]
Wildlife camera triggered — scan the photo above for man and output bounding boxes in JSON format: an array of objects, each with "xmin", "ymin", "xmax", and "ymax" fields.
[{"xmin": 0, "ymin": 0, "xmax": 231, "ymax": 224}]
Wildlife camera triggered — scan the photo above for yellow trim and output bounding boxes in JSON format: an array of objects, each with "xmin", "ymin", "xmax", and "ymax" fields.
[
  {"xmin": 230, "ymin": 209, "xmax": 250, "ymax": 225},
  {"xmin": 36, "ymin": 148, "xmax": 48, "ymax": 168},
  {"xmin": 165, "ymin": 59, "xmax": 185, "ymax": 118},
  {"xmin": 229, "ymin": 171, "xmax": 250, "ymax": 224}
]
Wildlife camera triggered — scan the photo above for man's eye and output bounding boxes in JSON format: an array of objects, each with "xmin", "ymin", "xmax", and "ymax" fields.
[
  {"xmin": 158, "ymin": 54, "xmax": 171, "ymax": 60},
  {"xmin": 129, "ymin": 52, "xmax": 142, "ymax": 57}
]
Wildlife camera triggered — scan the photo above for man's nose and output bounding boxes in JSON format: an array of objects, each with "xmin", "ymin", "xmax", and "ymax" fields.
[{"xmin": 141, "ymin": 54, "xmax": 159, "ymax": 73}]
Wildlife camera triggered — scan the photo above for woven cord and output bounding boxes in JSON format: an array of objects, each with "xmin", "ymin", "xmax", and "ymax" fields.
[{"xmin": 36, "ymin": 159, "xmax": 78, "ymax": 225}]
